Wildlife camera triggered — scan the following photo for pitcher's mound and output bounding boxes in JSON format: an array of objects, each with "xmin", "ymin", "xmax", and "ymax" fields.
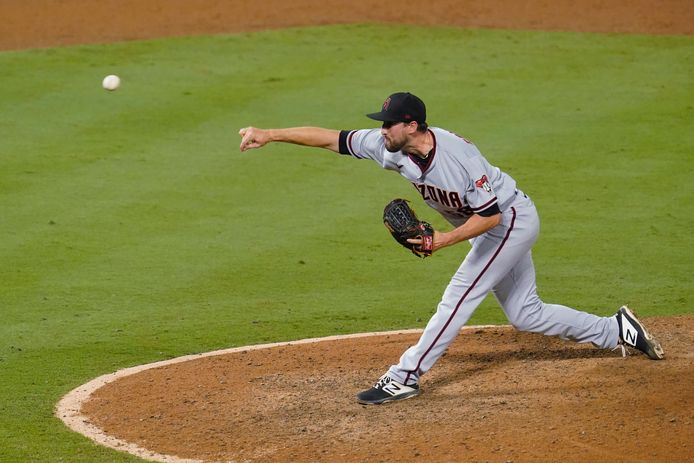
[{"xmin": 69, "ymin": 316, "xmax": 692, "ymax": 463}]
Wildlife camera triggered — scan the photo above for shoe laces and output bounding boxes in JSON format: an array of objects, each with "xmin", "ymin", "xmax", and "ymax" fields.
[
  {"xmin": 613, "ymin": 342, "xmax": 628, "ymax": 358},
  {"xmin": 373, "ymin": 375, "xmax": 392, "ymax": 389}
]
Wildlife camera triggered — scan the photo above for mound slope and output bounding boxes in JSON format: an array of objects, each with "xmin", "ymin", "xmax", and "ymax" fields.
[{"xmin": 72, "ymin": 317, "xmax": 693, "ymax": 463}]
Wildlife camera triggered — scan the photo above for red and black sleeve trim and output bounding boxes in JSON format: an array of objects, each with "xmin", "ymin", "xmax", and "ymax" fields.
[
  {"xmin": 470, "ymin": 197, "xmax": 498, "ymax": 213},
  {"xmin": 339, "ymin": 130, "xmax": 353, "ymax": 155},
  {"xmin": 477, "ymin": 203, "xmax": 501, "ymax": 217}
]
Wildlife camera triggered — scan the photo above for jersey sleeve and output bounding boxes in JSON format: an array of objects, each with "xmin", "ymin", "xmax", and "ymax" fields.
[
  {"xmin": 338, "ymin": 129, "xmax": 385, "ymax": 164},
  {"xmin": 464, "ymin": 158, "xmax": 499, "ymax": 216}
]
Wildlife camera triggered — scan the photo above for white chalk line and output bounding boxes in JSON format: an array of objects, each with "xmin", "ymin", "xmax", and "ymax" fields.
[{"xmin": 55, "ymin": 325, "xmax": 502, "ymax": 463}]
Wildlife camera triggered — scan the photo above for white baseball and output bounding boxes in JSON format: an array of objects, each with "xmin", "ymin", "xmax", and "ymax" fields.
[{"xmin": 102, "ymin": 75, "xmax": 121, "ymax": 91}]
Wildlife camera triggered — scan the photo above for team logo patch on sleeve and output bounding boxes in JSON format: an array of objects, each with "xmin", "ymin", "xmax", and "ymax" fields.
[{"xmin": 475, "ymin": 175, "xmax": 492, "ymax": 193}]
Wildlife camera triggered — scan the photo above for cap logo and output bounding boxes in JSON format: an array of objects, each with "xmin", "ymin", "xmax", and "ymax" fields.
[{"xmin": 383, "ymin": 97, "xmax": 391, "ymax": 111}]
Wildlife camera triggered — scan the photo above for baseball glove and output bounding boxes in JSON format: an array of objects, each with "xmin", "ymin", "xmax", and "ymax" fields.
[{"xmin": 383, "ymin": 199, "xmax": 434, "ymax": 258}]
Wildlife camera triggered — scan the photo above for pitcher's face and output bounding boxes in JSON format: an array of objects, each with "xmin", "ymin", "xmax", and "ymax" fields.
[{"xmin": 380, "ymin": 121, "xmax": 409, "ymax": 152}]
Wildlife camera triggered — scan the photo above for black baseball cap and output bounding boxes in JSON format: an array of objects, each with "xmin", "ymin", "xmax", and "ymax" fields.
[{"xmin": 367, "ymin": 92, "xmax": 426, "ymax": 124}]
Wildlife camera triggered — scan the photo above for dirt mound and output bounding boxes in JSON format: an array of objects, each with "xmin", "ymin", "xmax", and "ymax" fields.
[{"xmin": 79, "ymin": 316, "xmax": 692, "ymax": 462}]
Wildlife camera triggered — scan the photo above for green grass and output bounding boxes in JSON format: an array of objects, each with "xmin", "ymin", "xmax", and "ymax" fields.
[{"xmin": 0, "ymin": 24, "xmax": 692, "ymax": 462}]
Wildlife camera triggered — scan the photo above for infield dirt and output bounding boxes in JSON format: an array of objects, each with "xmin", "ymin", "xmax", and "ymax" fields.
[
  {"xmin": 4, "ymin": 1, "xmax": 692, "ymax": 462},
  {"xmin": 1, "ymin": 0, "xmax": 693, "ymax": 51}
]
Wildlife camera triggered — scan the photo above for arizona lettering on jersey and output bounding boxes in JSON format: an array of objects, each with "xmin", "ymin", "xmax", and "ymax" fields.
[
  {"xmin": 339, "ymin": 127, "xmax": 518, "ymax": 227},
  {"xmin": 412, "ymin": 183, "xmax": 463, "ymax": 208}
]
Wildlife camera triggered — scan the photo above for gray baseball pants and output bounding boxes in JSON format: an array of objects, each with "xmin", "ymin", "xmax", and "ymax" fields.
[{"xmin": 388, "ymin": 193, "xmax": 619, "ymax": 386}]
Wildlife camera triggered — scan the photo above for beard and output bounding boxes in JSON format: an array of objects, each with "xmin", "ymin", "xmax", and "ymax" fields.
[{"xmin": 384, "ymin": 137, "xmax": 406, "ymax": 153}]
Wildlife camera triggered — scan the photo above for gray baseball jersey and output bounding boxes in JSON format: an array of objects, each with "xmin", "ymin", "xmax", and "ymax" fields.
[
  {"xmin": 340, "ymin": 127, "xmax": 619, "ymax": 386},
  {"xmin": 342, "ymin": 127, "xmax": 517, "ymax": 226}
]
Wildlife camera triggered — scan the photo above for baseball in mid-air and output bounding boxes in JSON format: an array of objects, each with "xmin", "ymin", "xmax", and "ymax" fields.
[{"xmin": 102, "ymin": 74, "xmax": 121, "ymax": 91}]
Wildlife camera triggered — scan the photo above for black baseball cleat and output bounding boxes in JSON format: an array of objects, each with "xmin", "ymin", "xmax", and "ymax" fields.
[
  {"xmin": 616, "ymin": 305, "xmax": 664, "ymax": 360},
  {"xmin": 356, "ymin": 374, "xmax": 421, "ymax": 405}
]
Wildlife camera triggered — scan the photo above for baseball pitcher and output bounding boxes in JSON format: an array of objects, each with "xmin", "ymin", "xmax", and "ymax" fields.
[{"xmin": 239, "ymin": 92, "xmax": 664, "ymax": 405}]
